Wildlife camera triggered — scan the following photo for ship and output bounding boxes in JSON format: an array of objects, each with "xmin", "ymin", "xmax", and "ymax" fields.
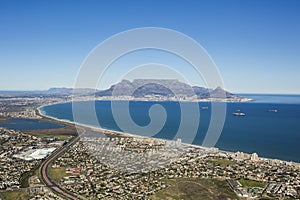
[
  {"xmin": 232, "ymin": 112, "xmax": 246, "ymax": 116},
  {"xmin": 268, "ymin": 109, "xmax": 278, "ymax": 113}
]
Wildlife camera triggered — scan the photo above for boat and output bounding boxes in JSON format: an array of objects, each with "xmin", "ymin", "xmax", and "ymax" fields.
[
  {"xmin": 201, "ymin": 106, "xmax": 209, "ymax": 110},
  {"xmin": 232, "ymin": 112, "xmax": 246, "ymax": 116},
  {"xmin": 268, "ymin": 109, "xmax": 278, "ymax": 113}
]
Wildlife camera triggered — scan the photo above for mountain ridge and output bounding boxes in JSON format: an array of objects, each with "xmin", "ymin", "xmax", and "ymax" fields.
[
  {"xmin": 96, "ymin": 79, "xmax": 235, "ymax": 99},
  {"xmin": 0, "ymin": 79, "xmax": 239, "ymax": 100}
]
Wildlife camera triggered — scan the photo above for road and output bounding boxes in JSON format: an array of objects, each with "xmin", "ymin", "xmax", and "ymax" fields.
[{"xmin": 40, "ymin": 127, "xmax": 86, "ymax": 200}]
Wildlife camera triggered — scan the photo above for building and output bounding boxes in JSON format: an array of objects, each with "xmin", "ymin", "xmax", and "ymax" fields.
[{"xmin": 251, "ymin": 152, "xmax": 259, "ymax": 161}]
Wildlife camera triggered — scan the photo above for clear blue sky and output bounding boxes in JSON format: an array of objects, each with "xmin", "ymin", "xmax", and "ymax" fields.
[{"xmin": 0, "ymin": 0, "xmax": 299, "ymax": 94}]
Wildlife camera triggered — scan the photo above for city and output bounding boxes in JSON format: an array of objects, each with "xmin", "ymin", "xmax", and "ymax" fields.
[{"xmin": 0, "ymin": 95, "xmax": 299, "ymax": 199}]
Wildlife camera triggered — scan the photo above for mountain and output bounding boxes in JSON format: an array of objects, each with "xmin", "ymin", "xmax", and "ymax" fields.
[
  {"xmin": 0, "ymin": 88, "xmax": 100, "ymax": 97},
  {"xmin": 208, "ymin": 86, "xmax": 234, "ymax": 98},
  {"xmin": 0, "ymin": 80, "xmax": 238, "ymax": 99},
  {"xmin": 96, "ymin": 79, "xmax": 235, "ymax": 99},
  {"xmin": 46, "ymin": 88, "xmax": 98, "ymax": 96},
  {"xmin": 46, "ymin": 88, "xmax": 73, "ymax": 95}
]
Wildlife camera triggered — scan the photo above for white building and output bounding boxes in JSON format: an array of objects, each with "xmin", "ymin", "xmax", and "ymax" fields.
[{"xmin": 250, "ymin": 152, "xmax": 259, "ymax": 161}]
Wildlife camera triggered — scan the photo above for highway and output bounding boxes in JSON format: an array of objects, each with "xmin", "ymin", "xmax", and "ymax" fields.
[{"xmin": 40, "ymin": 127, "xmax": 86, "ymax": 200}]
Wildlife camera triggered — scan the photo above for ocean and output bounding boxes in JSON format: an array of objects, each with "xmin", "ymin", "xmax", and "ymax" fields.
[{"xmin": 41, "ymin": 94, "xmax": 300, "ymax": 163}]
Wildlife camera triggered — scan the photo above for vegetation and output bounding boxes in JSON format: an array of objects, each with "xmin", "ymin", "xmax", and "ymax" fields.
[
  {"xmin": 209, "ymin": 158, "xmax": 235, "ymax": 167},
  {"xmin": 0, "ymin": 190, "xmax": 30, "ymax": 200},
  {"xmin": 20, "ymin": 171, "xmax": 34, "ymax": 188},
  {"xmin": 54, "ymin": 135, "xmax": 72, "ymax": 140},
  {"xmin": 239, "ymin": 179, "xmax": 266, "ymax": 188},
  {"xmin": 48, "ymin": 167, "xmax": 67, "ymax": 183},
  {"xmin": 33, "ymin": 134, "xmax": 72, "ymax": 141},
  {"xmin": 150, "ymin": 178, "xmax": 239, "ymax": 200},
  {"xmin": 20, "ymin": 159, "xmax": 43, "ymax": 188},
  {"xmin": 23, "ymin": 127, "xmax": 77, "ymax": 138}
]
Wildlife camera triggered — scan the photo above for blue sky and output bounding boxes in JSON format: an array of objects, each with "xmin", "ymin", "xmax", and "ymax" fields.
[{"xmin": 0, "ymin": 0, "xmax": 299, "ymax": 94}]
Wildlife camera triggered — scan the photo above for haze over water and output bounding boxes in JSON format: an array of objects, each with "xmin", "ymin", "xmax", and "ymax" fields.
[{"xmin": 41, "ymin": 94, "xmax": 300, "ymax": 163}]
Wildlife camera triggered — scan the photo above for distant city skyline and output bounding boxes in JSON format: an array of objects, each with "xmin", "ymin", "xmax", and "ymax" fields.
[{"xmin": 0, "ymin": 0, "xmax": 300, "ymax": 94}]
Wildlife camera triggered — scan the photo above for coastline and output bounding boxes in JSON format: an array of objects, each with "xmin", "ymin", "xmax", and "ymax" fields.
[
  {"xmin": 37, "ymin": 102, "xmax": 300, "ymax": 166},
  {"xmin": 37, "ymin": 104, "xmax": 147, "ymax": 139}
]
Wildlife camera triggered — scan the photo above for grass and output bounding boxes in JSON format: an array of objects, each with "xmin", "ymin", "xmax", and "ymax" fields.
[
  {"xmin": 24, "ymin": 128, "xmax": 77, "ymax": 137},
  {"xmin": 35, "ymin": 134, "xmax": 72, "ymax": 141},
  {"xmin": 0, "ymin": 190, "xmax": 30, "ymax": 200},
  {"xmin": 48, "ymin": 167, "xmax": 67, "ymax": 183},
  {"xmin": 209, "ymin": 158, "xmax": 236, "ymax": 167},
  {"xmin": 150, "ymin": 178, "xmax": 239, "ymax": 200},
  {"xmin": 238, "ymin": 179, "xmax": 266, "ymax": 188},
  {"xmin": 54, "ymin": 135, "xmax": 72, "ymax": 140}
]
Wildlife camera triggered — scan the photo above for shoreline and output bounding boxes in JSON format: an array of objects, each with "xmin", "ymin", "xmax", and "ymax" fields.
[
  {"xmin": 37, "ymin": 102, "xmax": 300, "ymax": 166},
  {"xmin": 37, "ymin": 105, "xmax": 147, "ymax": 139}
]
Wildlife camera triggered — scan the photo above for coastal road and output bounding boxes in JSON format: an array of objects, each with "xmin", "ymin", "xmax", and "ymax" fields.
[{"xmin": 40, "ymin": 127, "xmax": 86, "ymax": 200}]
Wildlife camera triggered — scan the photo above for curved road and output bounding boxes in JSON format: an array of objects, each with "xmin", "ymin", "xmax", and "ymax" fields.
[{"xmin": 40, "ymin": 128, "xmax": 86, "ymax": 200}]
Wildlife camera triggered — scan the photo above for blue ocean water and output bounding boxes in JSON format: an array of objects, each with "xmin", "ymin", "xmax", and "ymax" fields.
[
  {"xmin": 0, "ymin": 118, "xmax": 64, "ymax": 130},
  {"xmin": 41, "ymin": 94, "xmax": 300, "ymax": 163}
]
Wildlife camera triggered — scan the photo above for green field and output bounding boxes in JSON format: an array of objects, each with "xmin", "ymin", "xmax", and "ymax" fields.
[
  {"xmin": 209, "ymin": 158, "xmax": 236, "ymax": 167},
  {"xmin": 150, "ymin": 178, "xmax": 239, "ymax": 200},
  {"xmin": 53, "ymin": 135, "xmax": 72, "ymax": 140},
  {"xmin": 239, "ymin": 179, "xmax": 266, "ymax": 188},
  {"xmin": 48, "ymin": 167, "xmax": 67, "ymax": 183},
  {"xmin": 37, "ymin": 134, "xmax": 71, "ymax": 141},
  {"xmin": 0, "ymin": 190, "xmax": 30, "ymax": 200}
]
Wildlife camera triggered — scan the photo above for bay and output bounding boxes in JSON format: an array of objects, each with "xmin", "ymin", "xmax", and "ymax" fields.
[{"xmin": 41, "ymin": 94, "xmax": 300, "ymax": 163}]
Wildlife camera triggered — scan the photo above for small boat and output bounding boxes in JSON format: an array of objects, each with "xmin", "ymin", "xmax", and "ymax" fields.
[
  {"xmin": 201, "ymin": 106, "xmax": 209, "ymax": 110},
  {"xmin": 232, "ymin": 112, "xmax": 246, "ymax": 116},
  {"xmin": 268, "ymin": 109, "xmax": 278, "ymax": 113}
]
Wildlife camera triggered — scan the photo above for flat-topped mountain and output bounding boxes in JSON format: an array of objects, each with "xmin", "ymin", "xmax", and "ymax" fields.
[{"xmin": 96, "ymin": 79, "xmax": 235, "ymax": 99}]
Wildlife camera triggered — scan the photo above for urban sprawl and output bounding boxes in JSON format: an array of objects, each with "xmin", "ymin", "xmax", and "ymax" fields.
[{"xmin": 0, "ymin": 95, "xmax": 299, "ymax": 200}]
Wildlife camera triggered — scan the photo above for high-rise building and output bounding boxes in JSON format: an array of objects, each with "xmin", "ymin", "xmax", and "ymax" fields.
[{"xmin": 250, "ymin": 152, "xmax": 259, "ymax": 161}]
